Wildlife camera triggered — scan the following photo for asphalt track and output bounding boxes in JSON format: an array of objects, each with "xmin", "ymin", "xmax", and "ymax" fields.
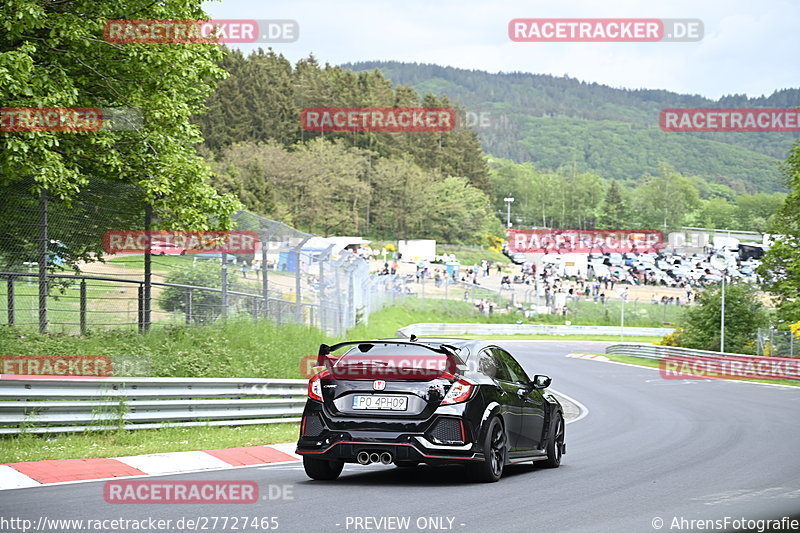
[{"xmin": 3, "ymin": 340, "xmax": 800, "ymax": 533}]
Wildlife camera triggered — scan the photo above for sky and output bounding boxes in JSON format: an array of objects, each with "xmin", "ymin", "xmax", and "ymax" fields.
[{"xmin": 203, "ymin": 0, "xmax": 800, "ymax": 100}]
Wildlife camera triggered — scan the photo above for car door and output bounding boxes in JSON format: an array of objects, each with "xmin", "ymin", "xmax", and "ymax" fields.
[
  {"xmin": 477, "ymin": 348, "xmax": 524, "ymax": 452},
  {"xmin": 494, "ymin": 348, "xmax": 546, "ymax": 451}
]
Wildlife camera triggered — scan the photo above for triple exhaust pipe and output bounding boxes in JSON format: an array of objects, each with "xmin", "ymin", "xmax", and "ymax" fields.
[{"xmin": 357, "ymin": 451, "xmax": 393, "ymax": 465}]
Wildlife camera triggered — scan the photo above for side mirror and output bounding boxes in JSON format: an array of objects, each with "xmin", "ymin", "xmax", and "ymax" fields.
[{"xmin": 531, "ymin": 374, "xmax": 552, "ymax": 390}]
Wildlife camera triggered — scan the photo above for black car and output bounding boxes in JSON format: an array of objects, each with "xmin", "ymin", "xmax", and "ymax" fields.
[{"xmin": 296, "ymin": 338, "xmax": 565, "ymax": 482}]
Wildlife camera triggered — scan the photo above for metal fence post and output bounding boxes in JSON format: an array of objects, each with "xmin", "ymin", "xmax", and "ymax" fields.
[
  {"xmin": 137, "ymin": 284, "xmax": 144, "ymax": 332},
  {"xmin": 221, "ymin": 252, "xmax": 228, "ymax": 319},
  {"xmin": 293, "ymin": 237, "xmax": 311, "ymax": 324},
  {"xmin": 348, "ymin": 265, "xmax": 356, "ymax": 330},
  {"xmin": 6, "ymin": 276, "xmax": 14, "ymax": 327},
  {"xmin": 38, "ymin": 189, "xmax": 48, "ymax": 333},
  {"xmin": 79, "ymin": 279, "xmax": 87, "ymax": 335},
  {"xmin": 185, "ymin": 289, "xmax": 193, "ymax": 324},
  {"xmin": 261, "ymin": 236, "xmax": 269, "ymax": 318},
  {"xmin": 334, "ymin": 258, "xmax": 344, "ymax": 337},
  {"xmin": 143, "ymin": 204, "xmax": 152, "ymax": 332}
]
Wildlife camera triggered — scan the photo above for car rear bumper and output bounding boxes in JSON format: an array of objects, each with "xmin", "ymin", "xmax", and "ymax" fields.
[
  {"xmin": 296, "ymin": 406, "xmax": 483, "ymax": 463},
  {"xmin": 296, "ymin": 434, "xmax": 482, "ymax": 463}
]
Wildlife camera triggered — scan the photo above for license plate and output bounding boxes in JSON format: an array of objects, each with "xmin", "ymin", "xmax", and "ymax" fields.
[{"xmin": 351, "ymin": 395, "xmax": 408, "ymax": 411}]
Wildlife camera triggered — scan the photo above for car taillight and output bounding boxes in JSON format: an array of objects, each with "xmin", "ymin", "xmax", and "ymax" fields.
[
  {"xmin": 307, "ymin": 370, "xmax": 329, "ymax": 401},
  {"xmin": 441, "ymin": 378, "xmax": 475, "ymax": 405}
]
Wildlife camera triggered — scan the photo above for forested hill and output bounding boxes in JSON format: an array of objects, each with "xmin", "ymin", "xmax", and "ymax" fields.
[{"xmin": 343, "ymin": 61, "xmax": 800, "ymax": 193}]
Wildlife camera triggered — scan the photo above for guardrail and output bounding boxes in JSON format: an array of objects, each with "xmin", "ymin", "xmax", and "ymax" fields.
[
  {"xmin": 397, "ymin": 323, "xmax": 674, "ymax": 338},
  {"xmin": 0, "ymin": 377, "xmax": 307, "ymax": 435},
  {"xmin": 605, "ymin": 344, "xmax": 753, "ymax": 360}
]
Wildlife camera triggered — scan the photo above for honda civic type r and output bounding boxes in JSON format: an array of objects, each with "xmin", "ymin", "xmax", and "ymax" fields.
[{"xmin": 296, "ymin": 338, "xmax": 565, "ymax": 482}]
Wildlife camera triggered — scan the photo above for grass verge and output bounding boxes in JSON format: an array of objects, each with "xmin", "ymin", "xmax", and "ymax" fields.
[
  {"xmin": 604, "ymin": 354, "xmax": 800, "ymax": 387},
  {"xmin": 0, "ymin": 423, "xmax": 299, "ymax": 463}
]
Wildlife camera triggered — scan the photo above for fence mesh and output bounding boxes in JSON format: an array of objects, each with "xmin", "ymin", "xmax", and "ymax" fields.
[
  {"xmin": 757, "ymin": 328, "xmax": 798, "ymax": 358},
  {"xmin": 0, "ymin": 178, "xmax": 399, "ymax": 337}
]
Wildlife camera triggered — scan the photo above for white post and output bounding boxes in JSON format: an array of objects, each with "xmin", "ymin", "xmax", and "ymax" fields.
[
  {"xmin": 620, "ymin": 289, "xmax": 628, "ymax": 342},
  {"xmin": 720, "ymin": 273, "xmax": 726, "ymax": 353},
  {"xmin": 504, "ymin": 197, "xmax": 514, "ymax": 228}
]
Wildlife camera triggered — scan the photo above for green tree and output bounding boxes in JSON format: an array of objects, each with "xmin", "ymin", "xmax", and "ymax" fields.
[
  {"xmin": 598, "ymin": 180, "xmax": 628, "ymax": 229},
  {"xmin": 426, "ymin": 176, "xmax": 501, "ymax": 243},
  {"xmin": 759, "ymin": 141, "xmax": 800, "ymax": 325},
  {"xmin": 676, "ymin": 283, "xmax": 769, "ymax": 354},
  {"xmin": 0, "ymin": 0, "xmax": 239, "ymax": 229},
  {"xmin": 631, "ymin": 165, "xmax": 700, "ymax": 230},
  {"xmin": 735, "ymin": 193, "xmax": 786, "ymax": 231},
  {"xmin": 697, "ymin": 197, "xmax": 737, "ymax": 229}
]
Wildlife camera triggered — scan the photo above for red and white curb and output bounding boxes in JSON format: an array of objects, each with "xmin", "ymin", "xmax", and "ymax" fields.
[
  {"xmin": 0, "ymin": 443, "xmax": 300, "ymax": 491},
  {"xmin": 565, "ymin": 352, "xmax": 610, "ymax": 362}
]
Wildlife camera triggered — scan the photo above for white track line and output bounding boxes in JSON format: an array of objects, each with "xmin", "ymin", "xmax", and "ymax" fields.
[{"xmin": 551, "ymin": 388, "xmax": 589, "ymax": 424}]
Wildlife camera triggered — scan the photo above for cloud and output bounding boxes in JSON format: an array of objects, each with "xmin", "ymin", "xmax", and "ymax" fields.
[{"xmin": 204, "ymin": 0, "xmax": 799, "ymax": 98}]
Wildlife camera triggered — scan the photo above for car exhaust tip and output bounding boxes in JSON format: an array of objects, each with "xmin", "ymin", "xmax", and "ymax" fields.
[
  {"xmin": 357, "ymin": 451, "xmax": 370, "ymax": 465},
  {"xmin": 369, "ymin": 452, "xmax": 380, "ymax": 464},
  {"xmin": 380, "ymin": 452, "xmax": 392, "ymax": 465}
]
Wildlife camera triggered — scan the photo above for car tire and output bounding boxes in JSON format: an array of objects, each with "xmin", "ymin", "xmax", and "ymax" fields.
[
  {"xmin": 466, "ymin": 416, "xmax": 506, "ymax": 483},
  {"xmin": 394, "ymin": 461, "xmax": 419, "ymax": 468},
  {"xmin": 302, "ymin": 456, "xmax": 344, "ymax": 481},
  {"xmin": 541, "ymin": 413, "xmax": 564, "ymax": 468}
]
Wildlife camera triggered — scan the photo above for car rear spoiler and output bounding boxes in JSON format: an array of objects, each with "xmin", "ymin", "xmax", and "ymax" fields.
[{"xmin": 316, "ymin": 340, "xmax": 466, "ymax": 374}]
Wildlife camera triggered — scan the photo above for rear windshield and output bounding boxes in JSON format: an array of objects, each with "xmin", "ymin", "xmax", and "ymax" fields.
[{"xmin": 333, "ymin": 343, "xmax": 458, "ymax": 378}]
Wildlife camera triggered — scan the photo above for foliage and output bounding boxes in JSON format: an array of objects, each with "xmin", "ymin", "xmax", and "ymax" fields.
[
  {"xmin": 675, "ymin": 283, "xmax": 769, "ymax": 354},
  {"xmin": 759, "ymin": 140, "xmax": 800, "ymax": 326},
  {"xmin": 345, "ymin": 61, "xmax": 797, "ymax": 193},
  {"xmin": 598, "ymin": 181, "xmax": 629, "ymax": 229},
  {"xmin": 210, "ymin": 141, "xmax": 501, "ymax": 244},
  {"xmin": 0, "ymin": 0, "xmax": 240, "ymax": 229},
  {"xmin": 197, "ymin": 50, "xmax": 491, "ymax": 194},
  {"xmin": 658, "ymin": 327, "xmax": 683, "ymax": 347},
  {"xmin": 630, "ymin": 164, "xmax": 700, "ymax": 230},
  {"xmin": 489, "ymin": 158, "xmax": 782, "ymax": 232},
  {"xmin": 485, "ymin": 234, "xmax": 504, "ymax": 253}
]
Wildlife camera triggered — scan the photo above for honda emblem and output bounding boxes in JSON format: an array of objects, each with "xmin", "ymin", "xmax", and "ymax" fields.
[{"xmin": 373, "ymin": 380, "xmax": 386, "ymax": 390}]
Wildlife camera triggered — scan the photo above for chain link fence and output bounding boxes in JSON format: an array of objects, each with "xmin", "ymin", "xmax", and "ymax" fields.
[
  {"xmin": 757, "ymin": 328, "xmax": 798, "ymax": 358},
  {"xmin": 0, "ymin": 178, "xmax": 398, "ymax": 337}
]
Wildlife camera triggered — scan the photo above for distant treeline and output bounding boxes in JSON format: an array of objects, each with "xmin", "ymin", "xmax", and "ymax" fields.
[
  {"xmin": 195, "ymin": 50, "xmax": 789, "ymax": 244},
  {"xmin": 196, "ymin": 49, "xmax": 500, "ymax": 243},
  {"xmin": 345, "ymin": 61, "xmax": 799, "ymax": 194}
]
